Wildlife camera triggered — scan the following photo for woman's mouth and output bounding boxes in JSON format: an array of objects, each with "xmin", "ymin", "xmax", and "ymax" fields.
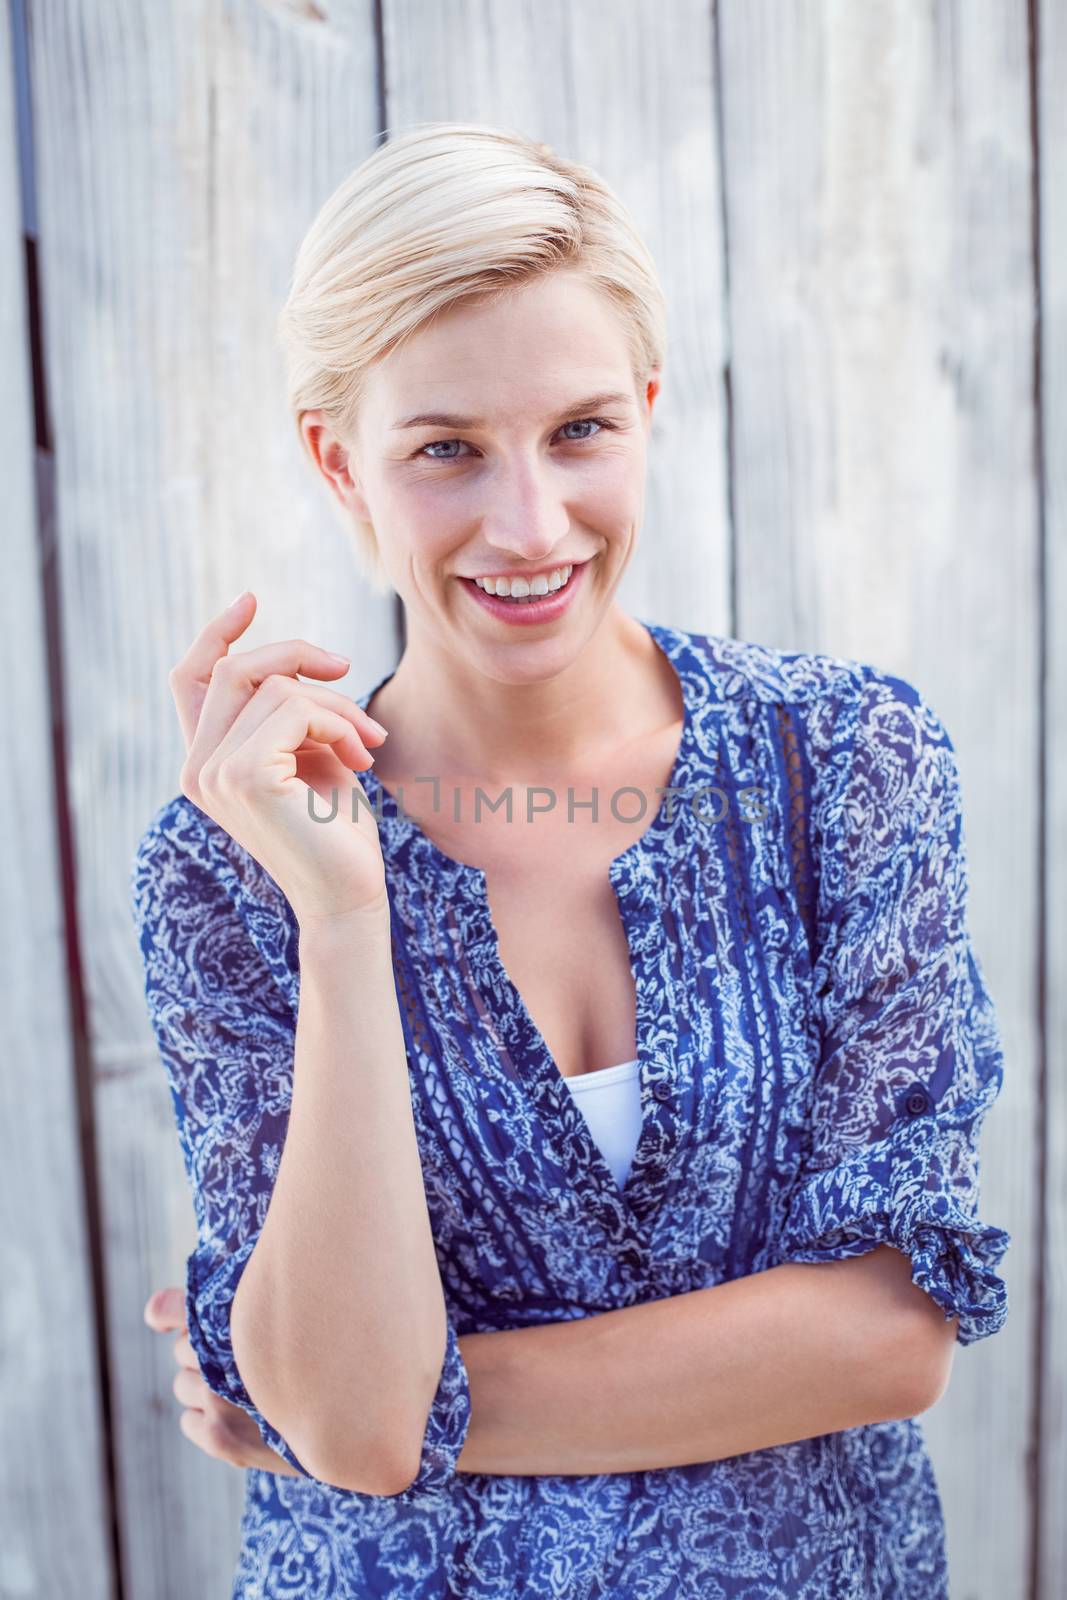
[{"xmin": 459, "ymin": 559, "xmax": 588, "ymax": 625}]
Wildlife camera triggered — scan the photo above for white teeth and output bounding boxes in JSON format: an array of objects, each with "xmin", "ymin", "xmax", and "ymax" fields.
[{"xmin": 474, "ymin": 564, "xmax": 573, "ymax": 599}]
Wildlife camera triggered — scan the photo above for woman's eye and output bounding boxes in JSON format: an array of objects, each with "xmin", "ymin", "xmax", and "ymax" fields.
[
  {"xmin": 558, "ymin": 418, "xmax": 604, "ymax": 442},
  {"xmin": 420, "ymin": 438, "xmax": 468, "ymax": 460},
  {"xmin": 417, "ymin": 417, "xmax": 611, "ymax": 461}
]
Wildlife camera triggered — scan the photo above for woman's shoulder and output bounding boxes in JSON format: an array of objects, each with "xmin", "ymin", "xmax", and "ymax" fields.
[
  {"xmin": 653, "ymin": 622, "xmax": 958, "ymax": 832},
  {"xmin": 654, "ymin": 618, "xmax": 925, "ymax": 714}
]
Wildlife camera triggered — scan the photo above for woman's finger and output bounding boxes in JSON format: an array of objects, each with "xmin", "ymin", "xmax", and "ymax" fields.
[
  {"xmin": 143, "ymin": 1286, "xmax": 187, "ymax": 1332},
  {"xmin": 172, "ymin": 1372, "xmax": 279, "ymax": 1472},
  {"xmin": 172, "ymin": 1329, "xmax": 197, "ymax": 1370},
  {"xmin": 173, "ymin": 1364, "xmax": 213, "ymax": 1410},
  {"xmin": 183, "ymin": 671, "xmax": 383, "ymax": 804},
  {"xmin": 183, "ymin": 638, "xmax": 367, "ymax": 763},
  {"xmin": 177, "ymin": 1403, "xmax": 238, "ymax": 1466},
  {"xmin": 168, "ymin": 590, "xmax": 261, "ymax": 750},
  {"xmin": 169, "ymin": 590, "xmax": 370, "ymax": 755},
  {"xmin": 177, "ymin": 1399, "xmax": 299, "ymax": 1475},
  {"xmin": 198, "ymin": 696, "xmax": 369, "ymax": 801}
]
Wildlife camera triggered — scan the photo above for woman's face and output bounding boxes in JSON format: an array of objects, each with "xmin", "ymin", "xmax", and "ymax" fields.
[{"xmin": 307, "ymin": 269, "xmax": 660, "ymax": 678}]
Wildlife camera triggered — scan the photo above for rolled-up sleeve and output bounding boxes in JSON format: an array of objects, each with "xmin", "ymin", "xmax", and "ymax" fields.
[
  {"xmin": 130, "ymin": 797, "xmax": 472, "ymax": 1492},
  {"xmin": 777, "ymin": 675, "xmax": 1011, "ymax": 1348}
]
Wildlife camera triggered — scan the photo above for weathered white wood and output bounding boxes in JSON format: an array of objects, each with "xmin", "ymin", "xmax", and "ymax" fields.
[
  {"xmin": 382, "ymin": 0, "xmax": 731, "ymax": 637},
  {"xmin": 1038, "ymin": 0, "xmax": 1065, "ymax": 1590},
  {"xmin": 26, "ymin": 0, "xmax": 392, "ymax": 1593},
  {"xmin": 718, "ymin": 2, "xmax": 1035, "ymax": 1594},
  {"xmin": 0, "ymin": 1, "xmax": 113, "ymax": 1594}
]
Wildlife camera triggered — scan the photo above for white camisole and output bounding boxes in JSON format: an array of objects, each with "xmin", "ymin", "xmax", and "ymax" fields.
[{"xmin": 563, "ymin": 1057, "xmax": 643, "ymax": 1190}]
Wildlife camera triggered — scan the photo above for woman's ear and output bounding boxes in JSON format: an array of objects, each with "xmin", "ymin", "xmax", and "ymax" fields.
[
  {"xmin": 301, "ymin": 409, "xmax": 371, "ymax": 521},
  {"xmin": 644, "ymin": 370, "xmax": 661, "ymax": 418}
]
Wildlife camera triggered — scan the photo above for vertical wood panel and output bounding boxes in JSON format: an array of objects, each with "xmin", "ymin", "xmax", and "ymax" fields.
[
  {"xmin": 718, "ymin": 2, "xmax": 1036, "ymax": 1594},
  {"xmin": 1, "ymin": 0, "xmax": 114, "ymax": 1594},
  {"xmin": 382, "ymin": 0, "xmax": 731, "ymax": 636},
  {"xmin": 1038, "ymin": 0, "xmax": 1064, "ymax": 1589},
  {"xmin": 26, "ymin": 0, "xmax": 393, "ymax": 1593}
]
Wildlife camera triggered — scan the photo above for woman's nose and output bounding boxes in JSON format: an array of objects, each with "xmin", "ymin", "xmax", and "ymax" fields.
[{"xmin": 477, "ymin": 456, "xmax": 571, "ymax": 560}]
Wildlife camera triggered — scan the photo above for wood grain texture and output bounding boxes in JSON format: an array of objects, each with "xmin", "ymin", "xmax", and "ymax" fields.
[
  {"xmin": 716, "ymin": 2, "xmax": 1034, "ymax": 1595},
  {"xmin": 1, "ymin": 0, "xmax": 113, "ymax": 1594}
]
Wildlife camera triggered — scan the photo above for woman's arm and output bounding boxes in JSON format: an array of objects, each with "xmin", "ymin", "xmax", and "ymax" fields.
[
  {"xmin": 453, "ymin": 1244, "xmax": 958, "ymax": 1476},
  {"xmin": 231, "ymin": 908, "xmax": 450, "ymax": 1494},
  {"xmin": 150, "ymin": 1240, "xmax": 953, "ymax": 1481}
]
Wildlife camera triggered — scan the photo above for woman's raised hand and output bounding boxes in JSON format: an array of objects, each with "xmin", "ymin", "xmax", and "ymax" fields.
[{"xmin": 169, "ymin": 590, "xmax": 391, "ymax": 926}]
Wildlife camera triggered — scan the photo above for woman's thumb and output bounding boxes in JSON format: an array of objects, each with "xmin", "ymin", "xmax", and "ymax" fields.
[{"xmin": 143, "ymin": 1286, "xmax": 186, "ymax": 1329}]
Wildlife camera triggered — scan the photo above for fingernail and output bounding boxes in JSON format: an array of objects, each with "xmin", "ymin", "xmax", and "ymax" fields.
[
  {"xmin": 366, "ymin": 717, "xmax": 388, "ymax": 738},
  {"xmin": 228, "ymin": 589, "xmax": 251, "ymax": 610},
  {"xmin": 323, "ymin": 650, "xmax": 349, "ymax": 667}
]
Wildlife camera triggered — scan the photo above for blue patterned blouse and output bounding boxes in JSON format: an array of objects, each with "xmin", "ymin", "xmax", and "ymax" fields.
[{"xmin": 129, "ymin": 619, "xmax": 1011, "ymax": 1599}]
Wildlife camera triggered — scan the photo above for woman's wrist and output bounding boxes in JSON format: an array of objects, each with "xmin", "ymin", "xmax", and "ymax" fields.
[{"xmin": 297, "ymin": 899, "xmax": 392, "ymax": 954}]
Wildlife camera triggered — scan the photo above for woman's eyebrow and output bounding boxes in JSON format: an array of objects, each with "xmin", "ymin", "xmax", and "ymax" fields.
[{"xmin": 388, "ymin": 390, "xmax": 636, "ymax": 431}]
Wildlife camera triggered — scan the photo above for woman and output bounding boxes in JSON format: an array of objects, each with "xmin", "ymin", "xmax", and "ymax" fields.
[{"xmin": 131, "ymin": 122, "xmax": 1011, "ymax": 1598}]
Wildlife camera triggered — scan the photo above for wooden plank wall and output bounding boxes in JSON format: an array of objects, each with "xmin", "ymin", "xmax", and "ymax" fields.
[
  {"xmin": 6, "ymin": 1, "xmax": 1053, "ymax": 1596},
  {"xmin": 1, "ymin": 0, "xmax": 114, "ymax": 1594}
]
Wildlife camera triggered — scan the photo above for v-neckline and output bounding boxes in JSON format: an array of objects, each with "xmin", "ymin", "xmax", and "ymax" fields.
[{"xmin": 352, "ymin": 618, "xmax": 711, "ymax": 1243}]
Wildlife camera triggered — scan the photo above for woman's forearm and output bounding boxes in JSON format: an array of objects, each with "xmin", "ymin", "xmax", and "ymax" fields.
[
  {"xmin": 453, "ymin": 1244, "xmax": 957, "ymax": 1476},
  {"xmin": 230, "ymin": 907, "xmax": 446, "ymax": 1493}
]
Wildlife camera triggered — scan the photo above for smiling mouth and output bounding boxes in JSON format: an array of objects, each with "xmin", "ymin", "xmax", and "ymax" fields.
[
  {"xmin": 476, "ymin": 569, "xmax": 574, "ymax": 603},
  {"xmin": 465, "ymin": 559, "xmax": 590, "ymax": 601}
]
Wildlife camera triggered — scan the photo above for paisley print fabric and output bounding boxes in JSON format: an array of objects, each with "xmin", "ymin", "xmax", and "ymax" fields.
[{"xmin": 129, "ymin": 618, "xmax": 1011, "ymax": 1598}]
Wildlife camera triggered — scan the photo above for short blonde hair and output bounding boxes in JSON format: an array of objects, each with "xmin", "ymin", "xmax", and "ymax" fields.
[{"xmin": 276, "ymin": 122, "xmax": 668, "ymax": 595}]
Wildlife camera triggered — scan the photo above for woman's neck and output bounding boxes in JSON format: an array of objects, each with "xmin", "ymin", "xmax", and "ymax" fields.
[{"xmin": 365, "ymin": 609, "xmax": 670, "ymax": 789}]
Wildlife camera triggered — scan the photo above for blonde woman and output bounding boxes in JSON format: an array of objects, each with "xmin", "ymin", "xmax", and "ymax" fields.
[{"xmin": 131, "ymin": 122, "xmax": 1010, "ymax": 1598}]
